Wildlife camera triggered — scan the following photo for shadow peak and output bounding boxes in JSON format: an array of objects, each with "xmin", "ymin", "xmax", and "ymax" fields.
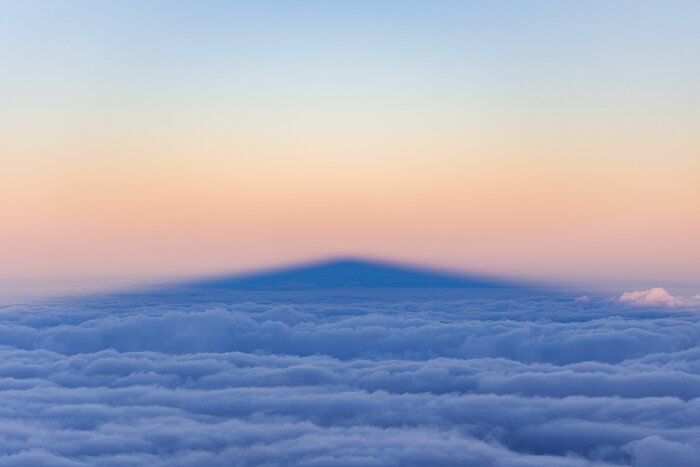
[{"xmin": 192, "ymin": 257, "xmax": 508, "ymax": 289}]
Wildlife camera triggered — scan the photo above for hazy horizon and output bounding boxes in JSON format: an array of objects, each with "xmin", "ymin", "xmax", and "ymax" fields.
[{"xmin": 2, "ymin": 255, "xmax": 698, "ymax": 303}]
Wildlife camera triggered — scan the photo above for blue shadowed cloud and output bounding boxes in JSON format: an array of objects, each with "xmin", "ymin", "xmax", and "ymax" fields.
[{"xmin": 0, "ymin": 262, "xmax": 699, "ymax": 465}]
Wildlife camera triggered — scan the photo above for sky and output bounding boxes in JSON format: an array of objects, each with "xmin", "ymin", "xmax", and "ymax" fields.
[{"xmin": 1, "ymin": 0, "xmax": 699, "ymax": 291}]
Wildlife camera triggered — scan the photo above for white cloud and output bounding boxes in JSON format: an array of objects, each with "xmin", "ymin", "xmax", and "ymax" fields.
[
  {"xmin": 618, "ymin": 288, "xmax": 700, "ymax": 308},
  {"xmin": 618, "ymin": 288, "xmax": 683, "ymax": 308}
]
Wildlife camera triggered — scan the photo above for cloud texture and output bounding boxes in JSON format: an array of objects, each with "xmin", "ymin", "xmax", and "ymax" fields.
[
  {"xmin": 0, "ymin": 289, "xmax": 699, "ymax": 465},
  {"xmin": 619, "ymin": 288, "xmax": 683, "ymax": 307}
]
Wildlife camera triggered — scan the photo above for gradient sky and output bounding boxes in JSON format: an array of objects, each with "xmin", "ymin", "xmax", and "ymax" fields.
[{"xmin": 1, "ymin": 0, "xmax": 699, "ymax": 291}]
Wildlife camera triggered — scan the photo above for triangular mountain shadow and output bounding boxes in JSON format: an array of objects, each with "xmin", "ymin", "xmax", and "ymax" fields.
[
  {"xmin": 189, "ymin": 258, "xmax": 514, "ymax": 290},
  {"xmin": 63, "ymin": 258, "xmax": 557, "ymax": 309}
]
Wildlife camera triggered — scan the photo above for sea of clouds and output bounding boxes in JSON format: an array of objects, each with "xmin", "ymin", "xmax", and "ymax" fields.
[{"xmin": 0, "ymin": 287, "xmax": 699, "ymax": 466}]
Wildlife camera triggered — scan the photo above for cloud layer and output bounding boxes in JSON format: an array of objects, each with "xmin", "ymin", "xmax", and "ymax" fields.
[{"xmin": 0, "ymin": 289, "xmax": 699, "ymax": 465}]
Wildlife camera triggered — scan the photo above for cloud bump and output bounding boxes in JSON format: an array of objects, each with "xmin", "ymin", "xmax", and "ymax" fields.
[{"xmin": 619, "ymin": 288, "xmax": 700, "ymax": 308}]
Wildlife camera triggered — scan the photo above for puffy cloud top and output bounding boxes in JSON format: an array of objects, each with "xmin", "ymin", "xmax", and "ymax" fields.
[{"xmin": 619, "ymin": 287, "xmax": 683, "ymax": 308}]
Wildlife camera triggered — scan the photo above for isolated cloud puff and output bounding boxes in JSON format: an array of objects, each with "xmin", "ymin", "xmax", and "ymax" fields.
[{"xmin": 619, "ymin": 288, "xmax": 683, "ymax": 308}]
